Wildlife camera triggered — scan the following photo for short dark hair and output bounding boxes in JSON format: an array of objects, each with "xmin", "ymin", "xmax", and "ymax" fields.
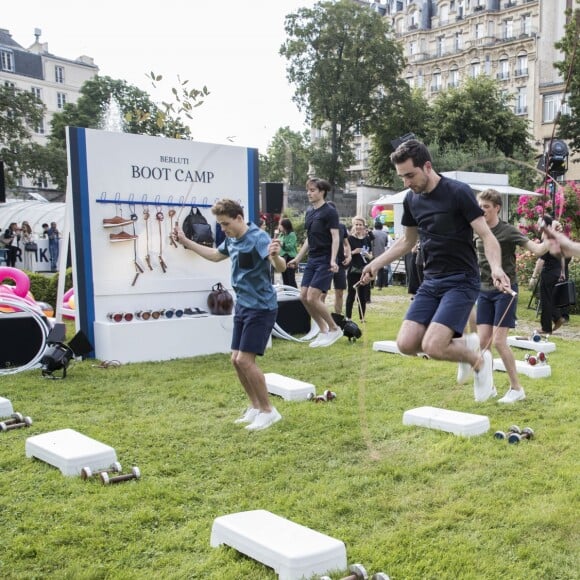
[
  {"xmin": 374, "ymin": 221, "xmax": 383, "ymax": 230},
  {"xmin": 280, "ymin": 218, "xmax": 294, "ymax": 232},
  {"xmin": 306, "ymin": 177, "xmax": 332, "ymax": 199},
  {"xmin": 390, "ymin": 139, "xmax": 432, "ymax": 168}
]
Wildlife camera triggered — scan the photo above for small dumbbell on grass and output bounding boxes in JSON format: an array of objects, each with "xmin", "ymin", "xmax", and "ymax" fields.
[
  {"xmin": 341, "ymin": 563, "xmax": 369, "ymax": 579},
  {"xmin": 80, "ymin": 462, "xmax": 123, "ymax": 480},
  {"xmin": 371, "ymin": 574, "xmax": 391, "ymax": 580},
  {"xmin": 508, "ymin": 427, "xmax": 534, "ymax": 444},
  {"xmin": 0, "ymin": 416, "xmax": 33, "ymax": 432},
  {"xmin": 2, "ymin": 412, "xmax": 25, "ymax": 425},
  {"xmin": 494, "ymin": 425, "xmax": 521, "ymax": 440},
  {"xmin": 100, "ymin": 466, "xmax": 141, "ymax": 485}
]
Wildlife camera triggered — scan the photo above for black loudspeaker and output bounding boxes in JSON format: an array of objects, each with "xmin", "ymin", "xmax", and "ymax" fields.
[
  {"xmin": 260, "ymin": 182, "xmax": 284, "ymax": 214},
  {"xmin": 68, "ymin": 330, "xmax": 94, "ymax": 357},
  {"xmin": 0, "ymin": 314, "xmax": 47, "ymax": 368},
  {"xmin": 276, "ymin": 296, "xmax": 311, "ymax": 335}
]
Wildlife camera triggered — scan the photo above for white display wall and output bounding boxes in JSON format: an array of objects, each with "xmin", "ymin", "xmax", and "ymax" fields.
[{"xmin": 66, "ymin": 128, "xmax": 259, "ymax": 363}]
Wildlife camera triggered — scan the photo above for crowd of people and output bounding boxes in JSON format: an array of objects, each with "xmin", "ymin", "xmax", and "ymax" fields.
[{"xmin": 1, "ymin": 221, "xmax": 60, "ymax": 271}]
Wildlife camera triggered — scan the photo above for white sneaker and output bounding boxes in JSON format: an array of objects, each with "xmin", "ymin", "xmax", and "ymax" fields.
[
  {"xmin": 457, "ymin": 333, "xmax": 480, "ymax": 384},
  {"xmin": 473, "ymin": 350, "xmax": 495, "ymax": 402},
  {"xmin": 316, "ymin": 328, "xmax": 343, "ymax": 347},
  {"xmin": 498, "ymin": 388, "xmax": 526, "ymax": 404},
  {"xmin": 234, "ymin": 407, "xmax": 259, "ymax": 424},
  {"xmin": 309, "ymin": 333, "xmax": 326, "ymax": 348},
  {"xmin": 245, "ymin": 408, "xmax": 282, "ymax": 431}
]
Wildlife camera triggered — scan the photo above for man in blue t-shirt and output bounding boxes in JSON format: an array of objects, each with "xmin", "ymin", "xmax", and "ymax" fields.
[
  {"xmin": 174, "ymin": 199, "xmax": 287, "ymax": 431},
  {"xmin": 288, "ymin": 178, "xmax": 343, "ymax": 348},
  {"xmin": 360, "ymin": 140, "xmax": 511, "ymax": 402}
]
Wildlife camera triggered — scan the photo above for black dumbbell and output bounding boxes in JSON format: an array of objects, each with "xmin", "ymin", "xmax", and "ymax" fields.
[
  {"xmin": 494, "ymin": 424, "xmax": 521, "ymax": 440},
  {"xmin": 100, "ymin": 466, "xmax": 141, "ymax": 485},
  {"xmin": 341, "ymin": 563, "xmax": 369, "ymax": 579},
  {"xmin": 80, "ymin": 462, "xmax": 123, "ymax": 480},
  {"xmin": 0, "ymin": 416, "xmax": 33, "ymax": 432},
  {"xmin": 1, "ymin": 412, "xmax": 25, "ymax": 425},
  {"xmin": 508, "ymin": 427, "xmax": 534, "ymax": 444}
]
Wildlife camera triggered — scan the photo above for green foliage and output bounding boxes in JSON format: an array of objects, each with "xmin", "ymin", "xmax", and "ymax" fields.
[
  {"xmin": 0, "ymin": 289, "xmax": 578, "ymax": 578},
  {"xmin": 26, "ymin": 268, "xmax": 74, "ymax": 307},
  {"xmin": 259, "ymin": 127, "xmax": 310, "ymax": 187},
  {"xmin": 0, "ymin": 85, "xmax": 45, "ymax": 188},
  {"xmin": 308, "ymin": 135, "xmax": 355, "ymax": 187},
  {"xmin": 427, "ymin": 76, "xmax": 532, "ymax": 158},
  {"xmin": 554, "ymin": 2, "xmax": 580, "ymax": 154},
  {"xmin": 280, "ymin": 0, "xmax": 406, "ymax": 189}
]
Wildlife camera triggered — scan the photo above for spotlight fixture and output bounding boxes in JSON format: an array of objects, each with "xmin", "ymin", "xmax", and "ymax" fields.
[{"xmin": 39, "ymin": 325, "xmax": 93, "ymax": 380}]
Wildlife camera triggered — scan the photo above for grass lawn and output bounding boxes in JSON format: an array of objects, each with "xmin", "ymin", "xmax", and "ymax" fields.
[{"xmin": 0, "ymin": 286, "xmax": 578, "ymax": 579}]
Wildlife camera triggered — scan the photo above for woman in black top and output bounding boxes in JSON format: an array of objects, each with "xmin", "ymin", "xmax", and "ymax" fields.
[{"xmin": 346, "ymin": 216, "xmax": 373, "ymax": 321}]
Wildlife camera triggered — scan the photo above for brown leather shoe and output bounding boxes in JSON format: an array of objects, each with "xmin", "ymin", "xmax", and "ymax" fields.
[
  {"xmin": 103, "ymin": 216, "xmax": 133, "ymax": 228},
  {"xmin": 553, "ymin": 317, "xmax": 566, "ymax": 332},
  {"xmin": 109, "ymin": 231, "xmax": 138, "ymax": 242}
]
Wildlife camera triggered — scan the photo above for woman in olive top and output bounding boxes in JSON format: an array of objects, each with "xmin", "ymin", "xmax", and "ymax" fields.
[{"xmin": 278, "ymin": 218, "xmax": 298, "ymax": 288}]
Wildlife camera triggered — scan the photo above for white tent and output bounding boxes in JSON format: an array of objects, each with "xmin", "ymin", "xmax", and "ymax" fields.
[
  {"xmin": 0, "ymin": 200, "xmax": 66, "ymax": 236},
  {"xmin": 369, "ymin": 171, "xmax": 540, "ymax": 237}
]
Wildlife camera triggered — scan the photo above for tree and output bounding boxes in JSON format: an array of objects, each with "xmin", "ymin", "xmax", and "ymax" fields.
[
  {"xmin": 259, "ymin": 127, "xmax": 310, "ymax": 187},
  {"xmin": 427, "ymin": 76, "xmax": 532, "ymax": 159},
  {"xmin": 280, "ymin": 0, "xmax": 406, "ymax": 192},
  {"xmin": 368, "ymin": 87, "xmax": 432, "ymax": 185},
  {"xmin": 554, "ymin": 2, "xmax": 580, "ymax": 157},
  {"xmin": 0, "ymin": 84, "xmax": 45, "ymax": 188}
]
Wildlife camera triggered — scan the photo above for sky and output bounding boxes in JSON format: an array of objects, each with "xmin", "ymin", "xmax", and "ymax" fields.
[{"xmin": 3, "ymin": 0, "xmax": 319, "ymax": 153}]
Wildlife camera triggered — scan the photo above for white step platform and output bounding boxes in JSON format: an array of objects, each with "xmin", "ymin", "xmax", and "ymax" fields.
[
  {"xmin": 265, "ymin": 373, "xmax": 316, "ymax": 401},
  {"xmin": 0, "ymin": 396, "xmax": 14, "ymax": 418},
  {"xmin": 210, "ymin": 509, "xmax": 346, "ymax": 580},
  {"xmin": 373, "ymin": 340, "xmax": 429, "ymax": 359},
  {"xmin": 25, "ymin": 429, "xmax": 118, "ymax": 476},
  {"xmin": 403, "ymin": 406, "xmax": 490, "ymax": 437},
  {"xmin": 493, "ymin": 358, "xmax": 551, "ymax": 378},
  {"xmin": 507, "ymin": 336, "xmax": 556, "ymax": 353}
]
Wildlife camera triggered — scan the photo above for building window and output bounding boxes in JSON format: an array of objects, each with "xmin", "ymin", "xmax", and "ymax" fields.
[
  {"xmin": 31, "ymin": 87, "xmax": 42, "ymax": 101},
  {"xmin": 515, "ymin": 53, "xmax": 528, "ymax": 77},
  {"xmin": 515, "ymin": 87, "xmax": 527, "ymax": 115},
  {"xmin": 432, "ymin": 70, "xmax": 442, "ymax": 93},
  {"xmin": 436, "ymin": 36, "xmax": 444, "ymax": 57},
  {"xmin": 55, "ymin": 66, "xmax": 65, "ymax": 84},
  {"xmin": 4, "ymin": 81, "xmax": 16, "ymax": 89},
  {"xmin": 497, "ymin": 58, "xmax": 509, "ymax": 80},
  {"xmin": 503, "ymin": 19, "xmax": 514, "ymax": 40},
  {"xmin": 454, "ymin": 31, "xmax": 463, "ymax": 51},
  {"xmin": 543, "ymin": 93, "xmax": 571, "ymax": 123},
  {"xmin": 440, "ymin": 4, "xmax": 449, "ymax": 25},
  {"xmin": 470, "ymin": 60, "xmax": 481, "ymax": 78},
  {"xmin": 36, "ymin": 116, "xmax": 45, "ymax": 135},
  {"xmin": 57, "ymin": 92, "xmax": 67, "ymax": 109},
  {"xmin": 0, "ymin": 49, "xmax": 14, "ymax": 72},
  {"xmin": 417, "ymin": 70, "xmax": 424, "ymax": 88},
  {"xmin": 409, "ymin": 40, "xmax": 417, "ymax": 56},
  {"xmin": 521, "ymin": 14, "xmax": 531, "ymax": 36},
  {"xmin": 449, "ymin": 67, "xmax": 459, "ymax": 88}
]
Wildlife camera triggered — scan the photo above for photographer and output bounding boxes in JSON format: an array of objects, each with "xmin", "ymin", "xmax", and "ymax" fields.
[{"xmin": 2, "ymin": 223, "xmax": 20, "ymax": 267}]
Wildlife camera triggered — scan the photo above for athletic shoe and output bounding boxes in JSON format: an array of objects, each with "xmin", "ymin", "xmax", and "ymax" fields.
[
  {"xmin": 102, "ymin": 215, "xmax": 134, "ymax": 228},
  {"xmin": 234, "ymin": 407, "xmax": 259, "ymax": 424},
  {"xmin": 316, "ymin": 328, "xmax": 343, "ymax": 347},
  {"xmin": 457, "ymin": 333, "xmax": 480, "ymax": 385},
  {"xmin": 498, "ymin": 388, "xmax": 526, "ymax": 404},
  {"xmin": 309, "ymin": 334, "xmax": 326, "ymax": 348},
  {"xmin": 245, "ymin": 408, "xmax": 282, "ymax": 431},
  {"xmin": 473, "ymin": 350, "xmax": 495, "ymax": 402}
]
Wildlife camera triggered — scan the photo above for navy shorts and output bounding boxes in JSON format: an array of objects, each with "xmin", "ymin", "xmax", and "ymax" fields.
[
  {"xmin": 405, "ymin": 273, "xmax": 479, "ymax": 337},
  {"xmin": 476, "ymin": 285, "xmax": 518, "ymax": 328},
  {"xmin": 332, "ymin": 266, "xmax": 347, "ymax": 290},
  {"xmin": 231, "ymin": 304, "xmax": 277, "ymax": 356},
  {"xmin": 301, "ymin": 256, "xmax": 334, "ymax": 292}
]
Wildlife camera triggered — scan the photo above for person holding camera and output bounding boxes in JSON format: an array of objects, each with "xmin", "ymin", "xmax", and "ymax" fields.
[{"xmin": 2, "ymin": 223, "xmax": 20, "ymax": 267}]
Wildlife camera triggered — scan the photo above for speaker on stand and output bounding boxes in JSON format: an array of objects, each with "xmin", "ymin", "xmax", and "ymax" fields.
[{"xmin": 260, "ymin": 182, "xmax": 284, "ymax": 215}]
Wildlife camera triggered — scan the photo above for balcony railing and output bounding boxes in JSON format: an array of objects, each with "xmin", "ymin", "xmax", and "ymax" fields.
[
  {"xmin": 515, "ymin": 106, "xmax": 528, "ymax": 115},
  {"xmin": 514, "ymin": 67, "xmax": 529, "ymax": 77},
  {"xmin": 496, "ymin": 71, "xmax": 510, "ymax": 80}
]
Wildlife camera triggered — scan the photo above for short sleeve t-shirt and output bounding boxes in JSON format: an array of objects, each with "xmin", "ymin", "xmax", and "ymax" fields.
[
  {"xmin": 475, "ymin": 220, "xmax": 528, "ymax": 290},
  {"xmin": 402, "ymin": 175, "xmax": 482, "ymax": 279},
  {"xmin": 218, "ymin": 223, "xmax": 277, "ymax": 310},
  {"xmin": 305, "ymin": 202, "xmax": 340, "ymax": 259}
]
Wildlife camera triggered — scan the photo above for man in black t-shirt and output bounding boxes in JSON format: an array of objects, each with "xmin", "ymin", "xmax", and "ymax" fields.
[
  {"xmin": 360, "ymin": 140, "xmax": 511, "ymax": 402},
  {"xmin": 288, "ymin": 178, "xmax": 343, "ymax": 348}
]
